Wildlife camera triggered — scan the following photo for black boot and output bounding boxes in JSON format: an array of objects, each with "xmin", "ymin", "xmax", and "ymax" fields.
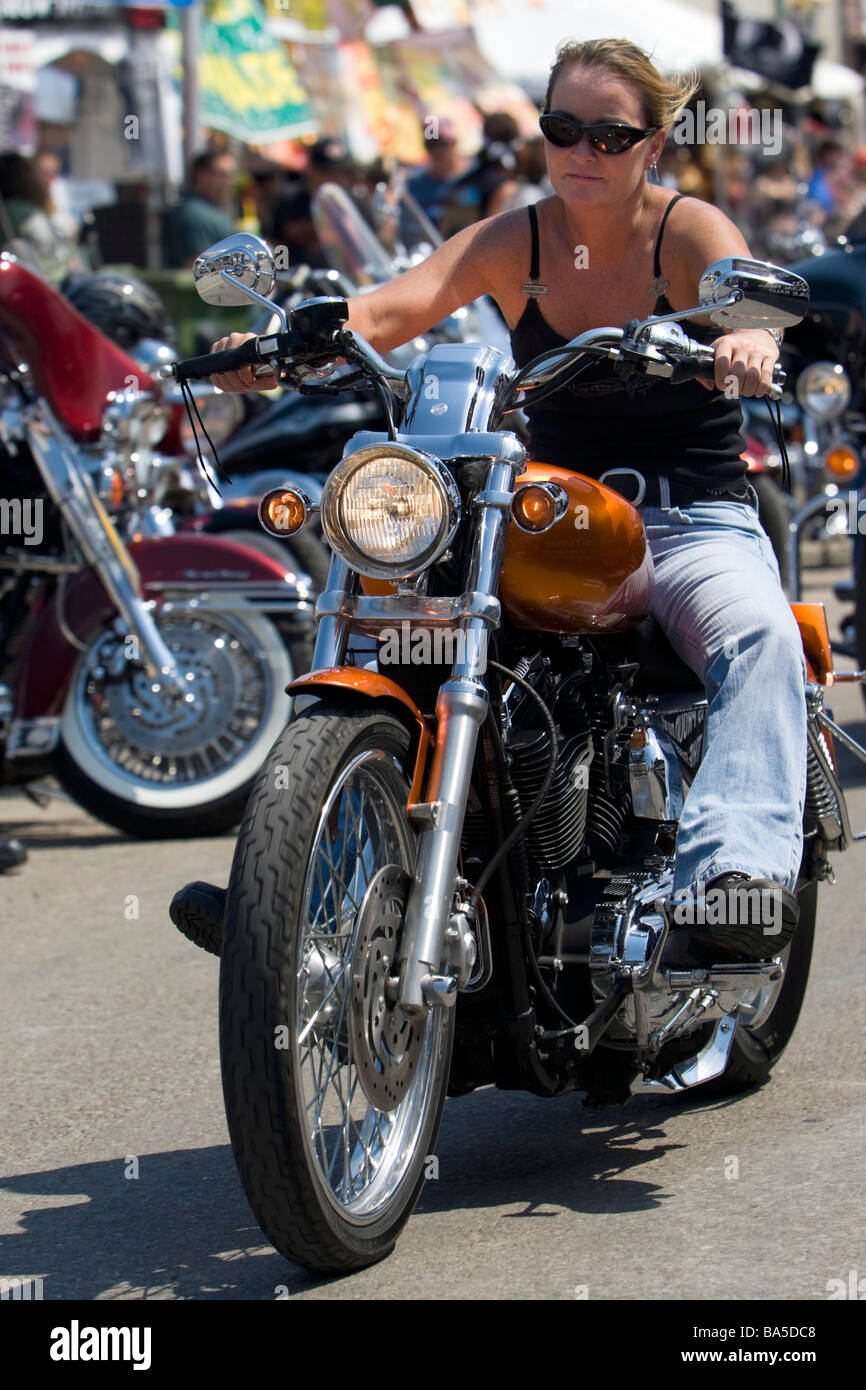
[
  {"xmin": 664, "ymin": 872, "xmax": 799, "ymax": 968},
  {"xmin": 170, "ymin": 881, "xmax": 225, "ymax": 956},
  {"xmin": 0, "ymin": 838, "xmax": 28, "ymax": 872}
]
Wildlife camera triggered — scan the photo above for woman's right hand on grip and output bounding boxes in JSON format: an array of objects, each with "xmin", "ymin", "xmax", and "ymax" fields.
[{"xmin": 208, "ymin": 333, "xmax": 277, "ymax": 392}]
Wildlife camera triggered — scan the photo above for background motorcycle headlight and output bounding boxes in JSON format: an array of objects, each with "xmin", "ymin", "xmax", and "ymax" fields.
[
  {"xmin": 796, "ymin": 361, "xmax": 852, "ymax": 422},
  {"xmin": 322, "ymin": 444, "xmax": 460, "ymax": 579},
  {"xmin": 179, "ymin": 390, "xmax": 244, "ymax": 454}
]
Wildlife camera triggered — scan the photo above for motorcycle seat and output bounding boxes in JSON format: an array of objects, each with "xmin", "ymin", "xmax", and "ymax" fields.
[{"xmin": 602, "ymin": 616, "xmax": 705, "ymax": 696}]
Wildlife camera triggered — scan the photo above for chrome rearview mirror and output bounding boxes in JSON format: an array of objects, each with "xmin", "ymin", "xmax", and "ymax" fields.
[
  {"xmin": 192, "ymin": 233, "xmax": 287, "ymax": 331},
  {"xmin": 698, "ymin": 257, "xmax": 809, "ymax": 330}
]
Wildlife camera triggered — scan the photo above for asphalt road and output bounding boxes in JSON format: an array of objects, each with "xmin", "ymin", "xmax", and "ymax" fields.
[{"xmin": 1, "ymin": 566, "xmax": 864, "ymax": 1302}]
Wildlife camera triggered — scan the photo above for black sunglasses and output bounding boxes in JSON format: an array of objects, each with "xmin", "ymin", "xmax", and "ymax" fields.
[{"xmin": 539, "ymin": 112, "xmax": 658, "ymax": 154}]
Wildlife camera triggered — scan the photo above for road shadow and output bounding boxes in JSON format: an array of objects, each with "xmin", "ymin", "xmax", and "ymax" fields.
[
  {"xmin": 415, "ymin": 1083, "xmax": 723, "ymax": 1223},
  {"xmin": 0, "ymin": 1084, "xmax": 733, "ymax": 1300},
  {"xmin": 0, "ymin": 810, "xmax": 238, "ymax": 852},
  {"xmin": 0, "ymin": 1146, "xmax": 332, "ymax": 1301}
]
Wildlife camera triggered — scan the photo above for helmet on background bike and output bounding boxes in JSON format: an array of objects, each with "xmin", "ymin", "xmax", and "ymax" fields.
[{"xmin": 61, "ymin": 270, "xmax": 176, "ymax": 350}]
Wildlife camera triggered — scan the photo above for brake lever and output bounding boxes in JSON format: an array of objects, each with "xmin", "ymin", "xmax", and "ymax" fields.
[{"xmin": 297, "ymin": 372, "xmax": 365, "ymax": 396}]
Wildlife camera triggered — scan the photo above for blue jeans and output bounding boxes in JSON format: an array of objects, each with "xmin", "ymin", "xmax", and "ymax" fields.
[{"xmin": 639, "ymin": 494, "xmax": 808, "ymax": 898}]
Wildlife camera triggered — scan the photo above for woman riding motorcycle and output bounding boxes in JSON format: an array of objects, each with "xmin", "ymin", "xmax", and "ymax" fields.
[{"xmin": 209, "ymin": 38, "xmax": 806, "ymax": 964}]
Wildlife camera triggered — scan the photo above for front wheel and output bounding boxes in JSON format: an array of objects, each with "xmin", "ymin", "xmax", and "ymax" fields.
[
  {"xmin": 57, "ymin": 606, "xmax": 295, "ymax": 837},
  {"xmin": 219, "ymin": 702, "xmax": 454, "ymax": 1272}
]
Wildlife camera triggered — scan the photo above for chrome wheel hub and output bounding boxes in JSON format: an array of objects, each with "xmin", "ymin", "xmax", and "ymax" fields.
[{"xmin": 82, "ymin": 613, "xmax": 269, "ymax": 784}]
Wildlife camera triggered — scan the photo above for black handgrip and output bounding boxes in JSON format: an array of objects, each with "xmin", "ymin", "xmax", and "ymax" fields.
[
  {"xmin": 171, "ymin": 335, "xmax": 263, "ymax": 381},
  {"xmin": 671, "ymin": 343, "xmax": 785, "ymax": 397},
  {"xmin": 668, "ymin": 345, "xmax": 716, "ymax": 382}
]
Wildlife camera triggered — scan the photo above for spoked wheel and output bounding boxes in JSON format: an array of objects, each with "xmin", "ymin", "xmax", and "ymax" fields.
[
  {"xmin": 219, "ymin": 703, "xmax": 453, "ymax": 1272},
  {"xmin": 57, "ymin": 607, "xmax": 294, "ymax": 837}
]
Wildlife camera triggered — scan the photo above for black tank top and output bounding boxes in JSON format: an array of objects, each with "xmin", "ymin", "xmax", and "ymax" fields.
[{"xmin": 509, "ymin": 195, "xmax": 747, "ymax": 488}]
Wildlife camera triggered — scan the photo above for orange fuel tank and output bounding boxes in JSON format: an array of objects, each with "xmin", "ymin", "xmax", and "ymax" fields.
[{"xmin": 499, "ymin": 463, "xmax": 654, "ymax": 633}]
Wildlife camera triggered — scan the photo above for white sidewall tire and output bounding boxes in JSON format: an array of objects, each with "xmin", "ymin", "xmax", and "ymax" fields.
[{"xmin": 59, "ymin": 610, "xmax": 293, "ymax": 810}]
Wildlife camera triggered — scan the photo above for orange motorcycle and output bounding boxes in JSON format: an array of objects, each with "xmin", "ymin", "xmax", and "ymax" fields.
[{"xmin": 167, "ymin": 237, "xmax": 866, "ymax": 1273}]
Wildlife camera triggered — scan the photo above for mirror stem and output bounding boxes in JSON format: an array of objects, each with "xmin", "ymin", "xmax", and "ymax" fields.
[
  {"xmin": 632, "ymin": 291, "xmax": 743, "ymax": 341},
  {"xmin": 218, "ymin": 270, "xmax": 289, "ymax": 332}
]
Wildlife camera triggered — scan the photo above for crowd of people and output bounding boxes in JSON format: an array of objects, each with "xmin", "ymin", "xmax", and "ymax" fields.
[
  {"xmin": 0, "ymin": 148, "xmax": 92, "ymax": 284},
  {"xmin": 3, "ymin": 83, "xmax": 866, "ymax": 873},
  {"xmin": 4, "ymin": 94, "xmax": 866, "ymax": 290},
  {"xmin": 160, "ymin": 118, "xmax": 555, "ymax": 275}
]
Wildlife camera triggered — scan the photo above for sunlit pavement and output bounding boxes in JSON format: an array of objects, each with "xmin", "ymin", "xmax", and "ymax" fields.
[{"xmin": 0, "ymin": 566, "xmax": 863, "ymax": 1300}]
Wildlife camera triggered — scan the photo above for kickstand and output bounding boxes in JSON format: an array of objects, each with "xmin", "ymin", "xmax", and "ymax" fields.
[{"xmin": 21, "ymin": 783, "xmax": 55, "ymax": 810}]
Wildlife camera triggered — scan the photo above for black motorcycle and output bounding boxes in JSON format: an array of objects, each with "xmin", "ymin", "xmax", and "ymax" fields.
[{"xmin": 784, "ymin": 233, "xmax": 866, "ymax": 705}]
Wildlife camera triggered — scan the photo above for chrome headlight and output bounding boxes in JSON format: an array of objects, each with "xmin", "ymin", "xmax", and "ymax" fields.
[
  {"xmin": 102, "ymin": 389, "xmax": 171, "ymax": 450},
  {"xmin": 321, "ymin": 444, "xmax": 460, "ymax": 580},
  {"xmin": 179, "ymin": 389, "xmax": 244, "ymax": 454},
  {"xmin": 796, "ymin": 361, "xmax": 851, "ymax": 422}
]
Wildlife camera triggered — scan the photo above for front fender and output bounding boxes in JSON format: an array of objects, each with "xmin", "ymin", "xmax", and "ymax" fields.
[
  {"xmin": 130, "ymin": 533, "xmax": 307, "ymax": 592},
  {"xmin": 286, "ymin": 668, "xmax": 432, "ymax": 808},
  {"xmin": 13, "ymin": 534, "xmax": 305, "ymax": 720}
]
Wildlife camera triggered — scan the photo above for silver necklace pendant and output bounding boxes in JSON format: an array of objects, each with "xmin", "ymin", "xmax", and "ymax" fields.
[{"xmin": 648, "ymin": 273, "xmax": 669, "ymax": 297}]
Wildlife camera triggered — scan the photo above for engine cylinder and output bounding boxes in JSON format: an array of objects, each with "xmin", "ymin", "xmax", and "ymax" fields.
[{"xmin": 509, "ymin": 725, "xmax": 593, "ymax": 869}]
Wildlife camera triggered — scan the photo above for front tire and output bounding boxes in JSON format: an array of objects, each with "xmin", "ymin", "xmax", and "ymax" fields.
[
  {"xmin": 57, "ymin": 607, "xmax": 294, "ymax": 838},
  {"xmin": 219, "ymin": 702, "xmax": 454, "ymax": 1272}
]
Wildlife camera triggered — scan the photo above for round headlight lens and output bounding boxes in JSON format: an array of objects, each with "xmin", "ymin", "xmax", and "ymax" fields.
[
  {"xmin": 322, "ymin": 445, "xmax": 459, "ymax": 579},
  {"xmin": 796, "ymin": 361, "xmax": 851, "ymax": 421}
]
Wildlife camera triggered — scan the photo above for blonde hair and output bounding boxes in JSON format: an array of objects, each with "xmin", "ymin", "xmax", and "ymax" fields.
[{"xmin": 544, "ymin": 38, "xmax": 699, "ymax": 131}]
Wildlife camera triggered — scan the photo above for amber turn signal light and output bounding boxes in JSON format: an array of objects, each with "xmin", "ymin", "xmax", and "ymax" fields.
[
  {"xmin": 825, "ymin": 446, "xmax": 860, "ymax": 480},
  {"xmin": 258, "ymin": 487, "xmax": 315, "ymax": 537},
  {"xmin": 511, "ymin": 482, "xmax": 568, "ymax": 533},
  {"xmin": 110, "ymin": 468, "xmax": 125, "ymax": 510}
]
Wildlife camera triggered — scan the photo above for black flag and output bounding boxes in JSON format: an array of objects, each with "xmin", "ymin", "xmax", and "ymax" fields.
[{"xmin": 721, "ymin": 0, "xmax": 820, "ymax": 90}]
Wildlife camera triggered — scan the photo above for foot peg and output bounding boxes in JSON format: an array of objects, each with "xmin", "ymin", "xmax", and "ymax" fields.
[{"xmin": 170, "ymin": 881, "xmax": 226, "ymax": 957}]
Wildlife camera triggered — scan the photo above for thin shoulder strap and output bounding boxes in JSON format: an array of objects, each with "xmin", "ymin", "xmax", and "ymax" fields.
[
  {"xmin": 653, "ymin": 192, "xmax": 690, "ymax": 277},
  {"xmin": 527, "ymin": 202, "xmax": 540, "ymax": 281}
]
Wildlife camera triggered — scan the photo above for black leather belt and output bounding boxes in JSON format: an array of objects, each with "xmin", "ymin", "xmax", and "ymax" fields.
[{"xmin": 598, "ymin": 468, "xmax": 758, "ymax": 512}]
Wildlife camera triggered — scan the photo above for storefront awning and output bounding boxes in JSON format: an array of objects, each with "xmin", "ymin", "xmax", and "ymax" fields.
[
  {"xmin": 29, "ymin": 28, "xmax": 130, "ymax": 67},
  {"xmin": 471, "ymin": 0, "xmax": 863, "ymax": 104}
]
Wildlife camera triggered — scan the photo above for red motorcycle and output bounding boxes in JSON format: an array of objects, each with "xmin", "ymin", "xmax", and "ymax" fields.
[{"xmin": 0, "ymin": 253, "xmax": 314, "ymax": 837}]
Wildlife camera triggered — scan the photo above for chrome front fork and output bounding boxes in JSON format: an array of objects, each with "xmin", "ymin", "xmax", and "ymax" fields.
[
  {"xmin": 25, "ymin": 405, "xmax": 187, "ymax": 693},
  {"xmin": 306, "ymin": 455, "xmax": 519, "ymax": 1013},
  {"xmin": 396, "ymin": 460, "xmax": 516, "ymax": 1012}
]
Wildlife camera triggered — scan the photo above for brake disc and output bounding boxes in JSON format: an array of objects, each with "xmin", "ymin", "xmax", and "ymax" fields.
[{"xmin": 350, "ymin": 864, "xmax": 425, "ymax": 1113}]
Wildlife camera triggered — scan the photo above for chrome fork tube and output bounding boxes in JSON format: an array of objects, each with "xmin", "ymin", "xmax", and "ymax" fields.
[
  {"xmin": 397, "ymin": 459, "xmax": 516, "ymax": 1012},
  {"xmin": 292, "ymin": 552, "xmax": 359, "ymax": 716},
  {"xmin": 312, "ymin": 551, "xmax": 357, "ymax": 670},
  {"xmin": 25, "ymin": 408, "xmax": 186, "ymax": 691}
]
